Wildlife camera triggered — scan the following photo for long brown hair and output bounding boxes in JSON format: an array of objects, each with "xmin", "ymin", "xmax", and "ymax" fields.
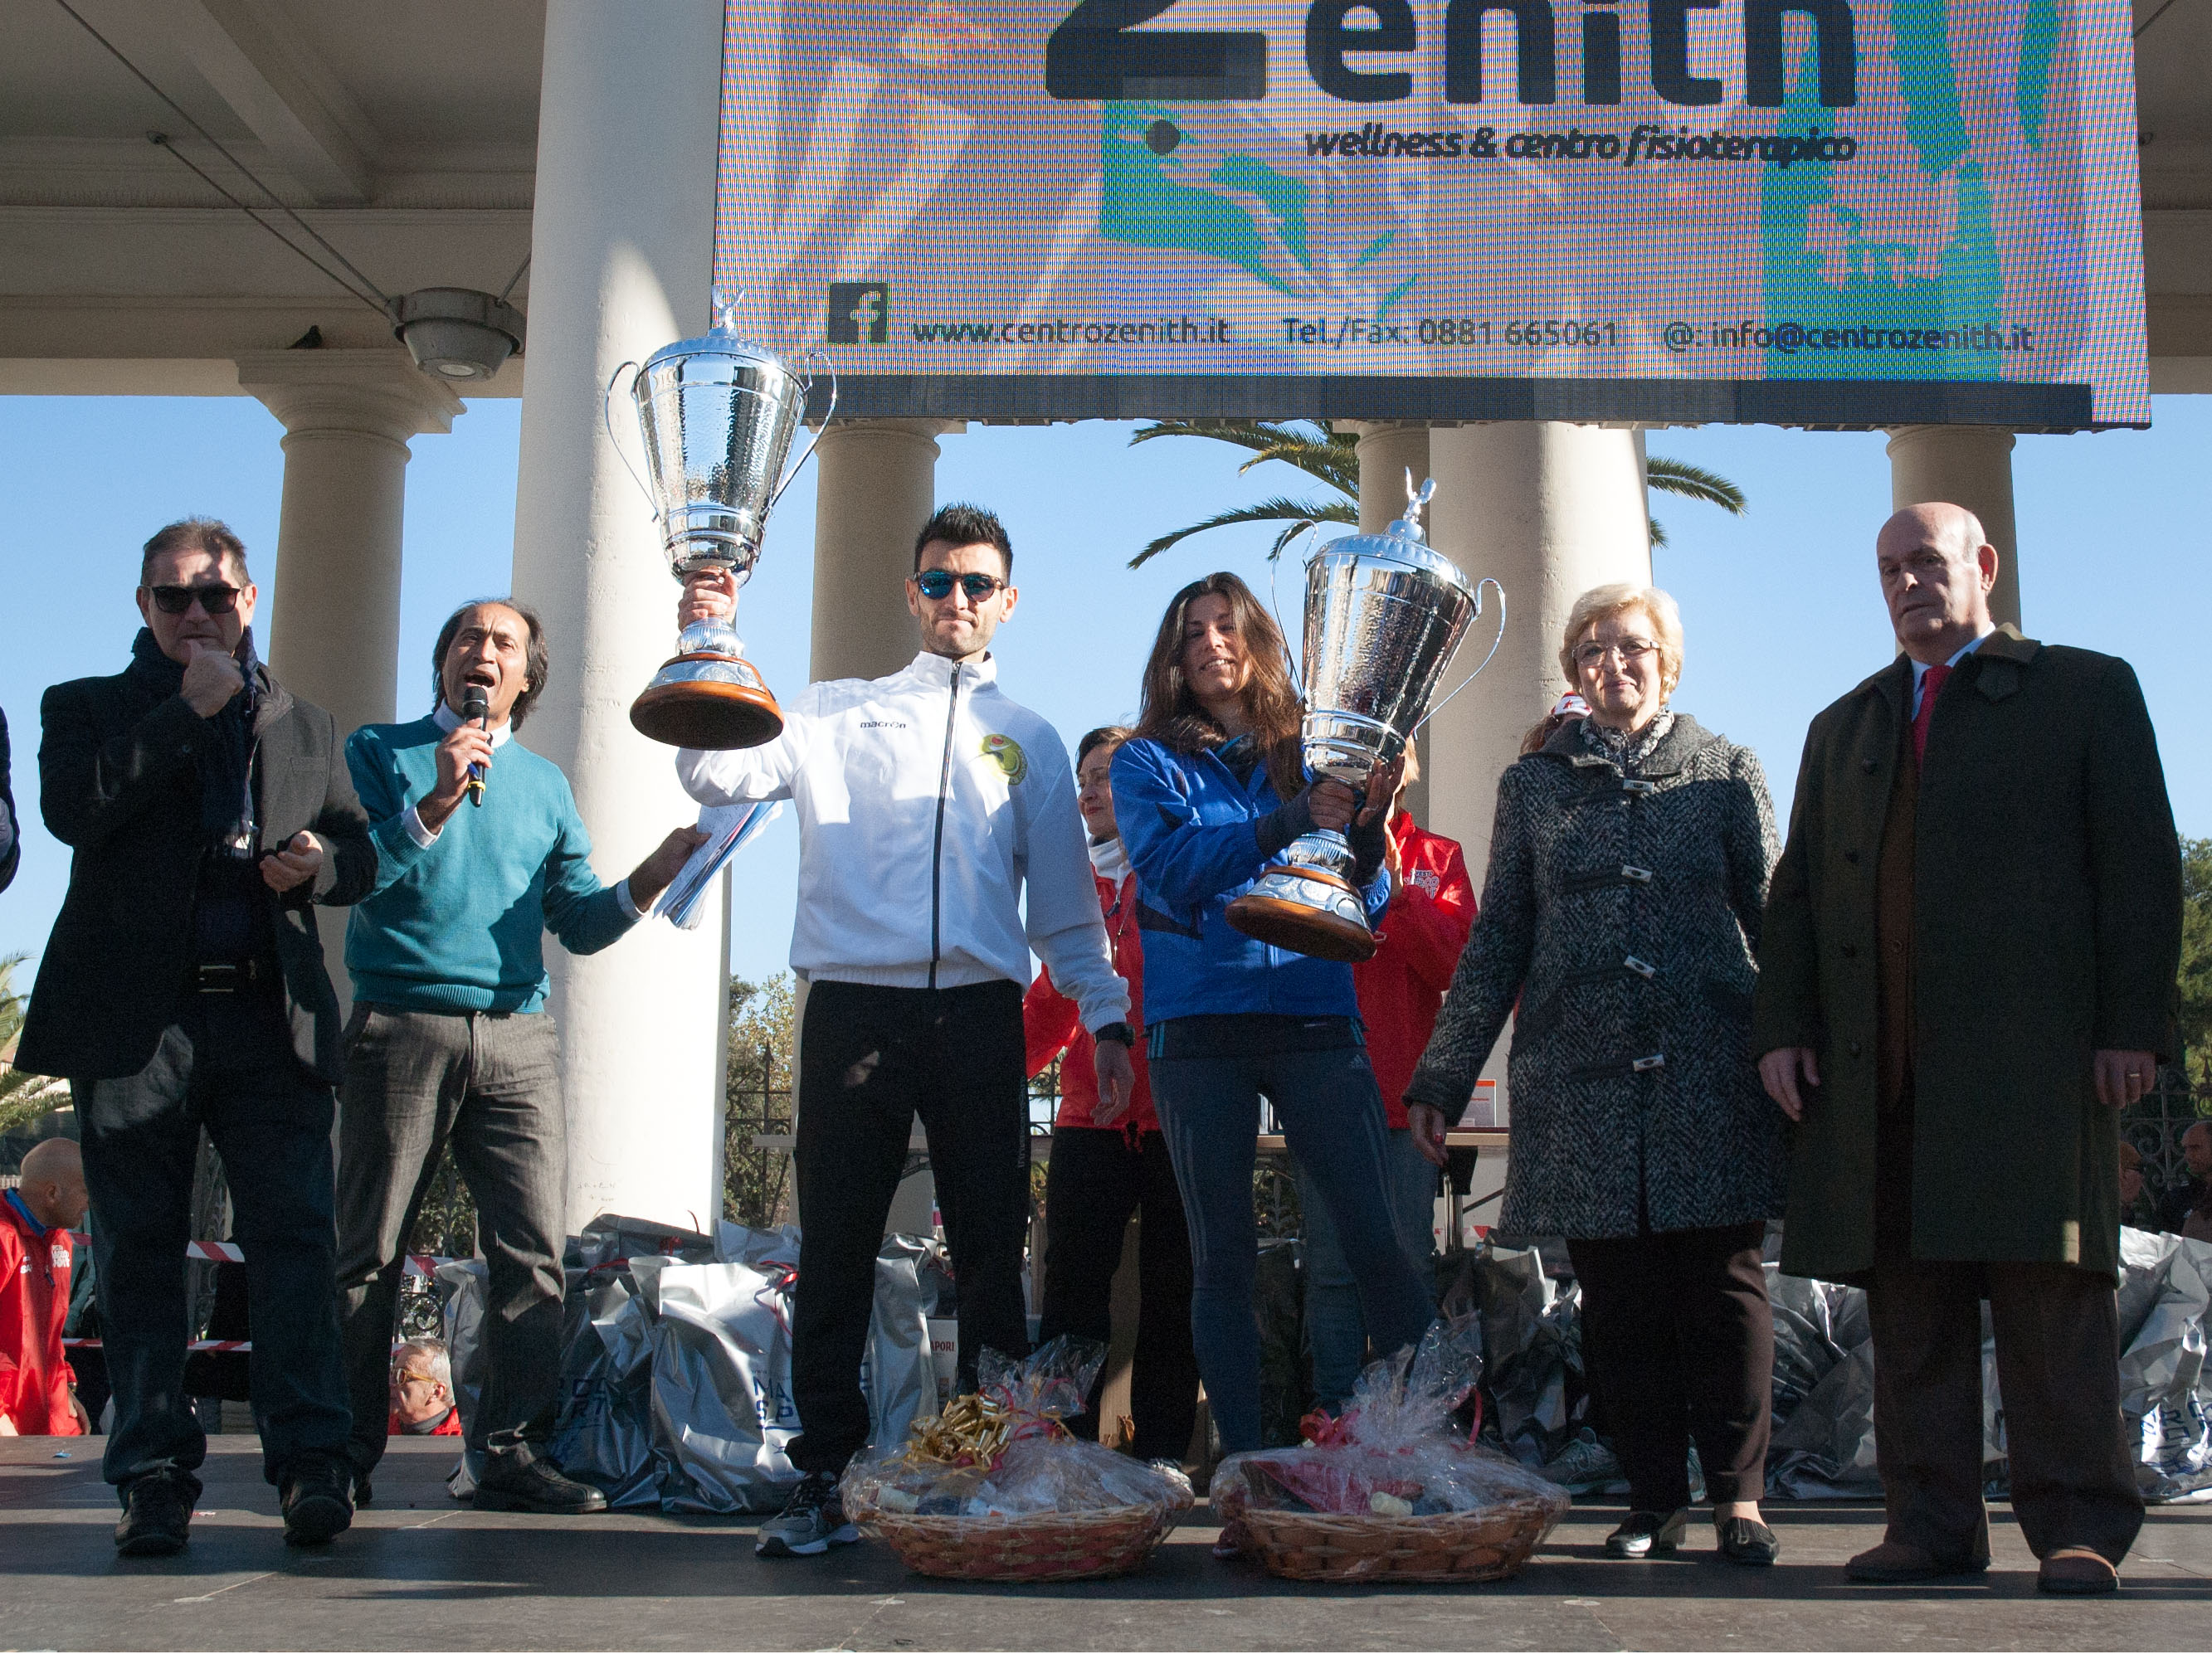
[{"xmin": 1133, "ymin": 572, "xmax": 1306, "ymax": 796}]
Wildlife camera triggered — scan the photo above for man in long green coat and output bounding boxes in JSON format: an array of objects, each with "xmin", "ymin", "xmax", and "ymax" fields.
[{"xmin": 1753, "ymin": 501, "xmax": 2181, "ymax": 1597}]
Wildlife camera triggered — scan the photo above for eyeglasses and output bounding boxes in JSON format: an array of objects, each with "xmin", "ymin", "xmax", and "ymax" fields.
[
  {"xmin": 913, "ymin": 569, "xmax": 1008, "ymax": 602},
  {"xmin": 1573, "ymin": 638, "xmax": 1658, "ymax": 669},
  {"xmin": 145, "ymin": 584, "xmax": 242, "ymax": 616}
]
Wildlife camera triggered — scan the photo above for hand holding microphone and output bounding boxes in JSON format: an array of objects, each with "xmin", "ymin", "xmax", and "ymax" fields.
[{"xmin": 461, "ymin": 688, "xmax": 490, "ymax": 807}]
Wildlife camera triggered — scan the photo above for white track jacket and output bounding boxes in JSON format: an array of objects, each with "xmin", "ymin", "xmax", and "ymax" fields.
[{"xmin": 676, "ymin": 649, "xmax": 1128, "ymax": 1032}]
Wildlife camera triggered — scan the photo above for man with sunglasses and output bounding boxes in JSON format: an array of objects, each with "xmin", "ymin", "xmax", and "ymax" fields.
[
  {"xmin": 675, "ymin": 502, "xmax": 1131, "ymax": 1560},
  {"xmin": 17, "ymin": 518, "xmax": 375, "ymax": 1557}
]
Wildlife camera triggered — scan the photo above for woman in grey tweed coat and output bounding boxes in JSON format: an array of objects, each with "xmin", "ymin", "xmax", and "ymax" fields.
[{"xmin": 1405, "ymin": 582, "xmax": 1787, "ymax": 1567}]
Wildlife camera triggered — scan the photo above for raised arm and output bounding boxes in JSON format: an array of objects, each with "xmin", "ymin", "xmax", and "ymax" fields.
[{"xmin": 37, "ymin": 681, "xmax": 205, "ymax": 854}]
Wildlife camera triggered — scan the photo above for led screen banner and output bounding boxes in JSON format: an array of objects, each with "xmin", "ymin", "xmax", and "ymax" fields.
[{"xmin": 710, "ymin": 0, "xmax": 2150, "ymax": 429}]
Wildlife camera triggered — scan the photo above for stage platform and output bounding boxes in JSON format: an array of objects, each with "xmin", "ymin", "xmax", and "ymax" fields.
[{"xmin": 2, "ymin": 1438, "xmax": 2205, "ymax": 1652}]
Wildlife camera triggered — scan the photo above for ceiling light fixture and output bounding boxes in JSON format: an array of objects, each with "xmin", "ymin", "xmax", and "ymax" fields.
[{"xmin": 388, "ymin": 288, "xmax": 528, "ymax": 381}]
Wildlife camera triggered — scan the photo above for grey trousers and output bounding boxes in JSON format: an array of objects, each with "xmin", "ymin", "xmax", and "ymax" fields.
[{"xmin": 334, "ymin": 1004, "xmax": 565, "ymax": 1471}]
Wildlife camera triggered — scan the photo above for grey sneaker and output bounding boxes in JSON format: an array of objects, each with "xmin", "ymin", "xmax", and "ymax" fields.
[
  {"xmin": 757, "ymin": 1472, "xmax": 860, "ymax": 1558},
  {"xmin": 1539, "ymin": 1428, "xmax": 1626, "ymax": 1495}
]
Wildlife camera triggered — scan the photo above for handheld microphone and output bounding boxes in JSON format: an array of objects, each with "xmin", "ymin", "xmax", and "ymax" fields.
[{"xmin": 461, "ymin": 688, "xmax": 489, "ymax": 807}]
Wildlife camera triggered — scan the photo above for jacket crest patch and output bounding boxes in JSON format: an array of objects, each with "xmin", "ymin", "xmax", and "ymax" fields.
[{"xmin": 980, "ymin": 733, "xmax": 1027, "ymax": 785}]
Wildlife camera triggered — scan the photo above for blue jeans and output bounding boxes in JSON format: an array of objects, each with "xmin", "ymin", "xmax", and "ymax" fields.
[
  {"xmin": 1295, "ymin": 1128, "xmax": 1439, "ymax": 1411},
  {"xmin": 1149, "ymin": 1019, "xmax": 1436, "ymax": 1455}
]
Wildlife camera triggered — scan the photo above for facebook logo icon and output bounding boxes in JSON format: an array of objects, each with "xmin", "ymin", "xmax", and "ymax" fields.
[{"xmin": 826, "ymin": 282, "xmax": 889, "ymax": 344}]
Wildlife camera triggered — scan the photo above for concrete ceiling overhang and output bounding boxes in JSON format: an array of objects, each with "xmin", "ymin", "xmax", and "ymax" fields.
[{"xmin": 0, "ymin": 0, "xmax": 2205, "ymax": 401}]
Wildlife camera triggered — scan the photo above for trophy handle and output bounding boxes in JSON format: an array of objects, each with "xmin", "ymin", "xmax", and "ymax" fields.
[
  {"xmin": 1410, "ymin": 578, "xmax": 1508, "ymax": 737},
  {"xmin": 769, "ymin": 350, "xmax": 840, "ymax": 511},
  {"xmin": 602, "ymin": 360, "xmax": 655, "ymax": 513}
]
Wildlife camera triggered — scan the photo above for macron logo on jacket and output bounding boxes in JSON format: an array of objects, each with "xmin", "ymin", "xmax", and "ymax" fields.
[{"xmin": 675, "ymin": 650, "xmax": 1128, "ymax": 1032}]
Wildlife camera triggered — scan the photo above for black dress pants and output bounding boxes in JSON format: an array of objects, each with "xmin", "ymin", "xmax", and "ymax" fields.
[
  {"xmin": 1567, "ymin": 1220, "xmax": 1773, "ymax": 1513},
  {"xmin": 789, "ymin": 979, "xmax": 1030, "ymax": 1477},
  {"xmin": 1038, "ymin": 1125, "xmax": 1199, "ymax": 1462},
  {"xmin": 74, "ymin": 987, "xmax": 351, "ymax": 1497}
]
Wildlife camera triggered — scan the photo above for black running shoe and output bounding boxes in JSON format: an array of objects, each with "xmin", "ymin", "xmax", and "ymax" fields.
[{"xmin": 756, "ymin": 1472, "xmax": 860, "ymax": 1558}]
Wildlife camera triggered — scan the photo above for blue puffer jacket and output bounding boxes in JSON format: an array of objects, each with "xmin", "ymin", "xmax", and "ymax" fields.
[{"xmin": 1111, "ymin": 736, "xmax": 1391, "ymax": 1024}]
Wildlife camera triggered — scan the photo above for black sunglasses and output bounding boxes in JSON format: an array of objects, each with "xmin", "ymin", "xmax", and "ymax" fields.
[
  {"xmin": 914, "ymin": 569, "xmax": 1008, "ymax": 602},
  {"xmin": 146, "ymin": 584, "xmax": 243, "ymax": 615}
]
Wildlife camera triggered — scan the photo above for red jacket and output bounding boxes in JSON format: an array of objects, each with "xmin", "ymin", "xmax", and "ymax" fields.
[
  {"xmin": 0, "ymin": 1193, "xmax": 78, "ymax": 1435},
  {"xmin": 387, "ymin": 1405, "xmax": 463, "ymax": 1437},
  {"xmin": 1356, "ymin": 813, "xmax": 1476, "ymax": 1128},
  {"xmin": 1023, "ymin": 868, "xmax": 1155, "ymax": 1136}
]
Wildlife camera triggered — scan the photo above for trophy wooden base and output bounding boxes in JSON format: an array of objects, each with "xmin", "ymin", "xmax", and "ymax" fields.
[
  {"xmin": 630, "ymin": 653, "xmax": 785, "ymax": 749},
  {"xmin": 1225, "ymin": 864, "xmax": 1378, "ymax": 963}
]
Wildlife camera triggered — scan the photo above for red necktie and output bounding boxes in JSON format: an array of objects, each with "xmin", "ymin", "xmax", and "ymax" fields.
[{"xmin": 1912, "ymin": 662, "xmax": 1951, "ymax": 771}]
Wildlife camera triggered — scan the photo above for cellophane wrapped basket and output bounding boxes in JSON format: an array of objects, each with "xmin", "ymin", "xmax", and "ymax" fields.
[
  {"xmin": 1212, "ymin": 1317, "xmax": 1571, "ymax": 1584},
  {"xmin": 840, "ymin": 1337, "xmax": 1195, "ymax": 1581}
]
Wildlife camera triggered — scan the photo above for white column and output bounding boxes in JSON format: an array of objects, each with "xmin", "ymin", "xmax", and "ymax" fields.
[
  {"xmin": 1885, "ymin": 426, "xmax": 2021, "ymax": 628},
  {"xmin": 1425, "ymin": 422, "xmax": 1653, "ymax": 1118},
  {"xmin": 238, "ymin": 351, "xmax": 463, "ymax": 737},
  {"xmin": 1340, "ymin": 421, "xmax": 1430, "ymax": 533},
  {"xmin": 807, "ymin": 420, "xmax": 959, "ymax": 683},
  {"xmin": 238, "ymin": 349, "xmax": 464, "ymax": 1011},
  {"xmin": 508, "ymin": 0, "xmax": 728, "ymax": 1237}
]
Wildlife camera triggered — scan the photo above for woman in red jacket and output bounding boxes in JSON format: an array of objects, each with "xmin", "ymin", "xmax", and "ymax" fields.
[
  {"xmin": 1023, "ymin": 727, "xmax": 1197, "ymax": 1463},
  {"xmin": 1294, "ymin": 750, "xmax": 1476, "ymax": 1411}
]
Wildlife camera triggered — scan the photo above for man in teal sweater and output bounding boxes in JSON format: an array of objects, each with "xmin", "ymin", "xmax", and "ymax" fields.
[{"xmin": 335, "ymin": 598, "xmax": 702, "ymax": 1513}]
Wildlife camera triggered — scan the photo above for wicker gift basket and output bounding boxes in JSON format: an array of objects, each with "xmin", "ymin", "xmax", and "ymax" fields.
[
  {"xmin": 840, "ymin": 1338, "xmax": 1194, "ymax": 1582},
  {"xmin": 1211, "ymin": 1316, "xmax": 1571, "ymax": 1585}
]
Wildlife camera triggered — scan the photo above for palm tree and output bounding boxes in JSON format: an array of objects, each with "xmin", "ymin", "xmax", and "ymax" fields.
[
  {"xmin": 0, "ymin": 953, "xmax": 67, "ymax": 1136},
  {"xmin": 1124, "ymin": 420, "xmax": 1746, "ymax": 567}
]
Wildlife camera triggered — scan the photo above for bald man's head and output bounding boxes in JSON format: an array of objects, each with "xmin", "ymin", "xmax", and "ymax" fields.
[
  {"xmin": 15, "ymin": 1138, "xmax": 85, "ymax": 1231},
  {"xmin": 1876, "ymin": 500, "xmax": 1999, "ymax": 664}
]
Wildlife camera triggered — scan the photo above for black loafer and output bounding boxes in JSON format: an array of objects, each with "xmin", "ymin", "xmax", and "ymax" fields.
[
  {"xmin": 1717, "ymin": 1515, "xmax": 1781, "ymax": 1564},
  {"xmin": 1606, "ymin": 1508, "xmax": 1689, "ymax": 1558},
  {"xmin": 280, "ymin": 1457, "xmax": 355, "ymax": 1547},
  {"xmin": 471, "ymin": 1445, "xmax": 608, "ymax": 1515}
]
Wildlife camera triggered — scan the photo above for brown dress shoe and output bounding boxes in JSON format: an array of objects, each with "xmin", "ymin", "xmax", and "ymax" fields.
[
  {"xmin": 1845, "ymin": 1540, "xmax": 1989, "ymax": 1583},
  {"xmin": 2038, "ymin": 1547, "xmax": 2118, "ymax": 1594}
]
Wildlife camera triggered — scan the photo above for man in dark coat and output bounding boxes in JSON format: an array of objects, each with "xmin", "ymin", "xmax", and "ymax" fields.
[
  {"xmin": 1755, "ymin": 501, "xmax": 2181, "ymax": 1596},
  {"xmin": 17, "ymin": 518, "xmax": 375, "ymax": 1559}
]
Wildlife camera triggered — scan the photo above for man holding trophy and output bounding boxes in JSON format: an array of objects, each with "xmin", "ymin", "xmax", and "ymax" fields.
[{"xmin": 673, "ymin": 504, "xmax": 1131, "ymax": 1559}]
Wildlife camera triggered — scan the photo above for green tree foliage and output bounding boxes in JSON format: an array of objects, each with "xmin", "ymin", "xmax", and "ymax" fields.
[
  {"xmin": 1124, "ymin": 420, "xmax": 1747, "ymax": 567},
  {"xmin": 0, "ymin": 954, "xmax": 69, "ymax": 1136},
  {"xmin": 2180, "ymin": 837, "xmax": 2212, "ymax": 1085},
  {"xmin": 724, "ymin": 973, "xmax": 797, "ymax": 1229}
]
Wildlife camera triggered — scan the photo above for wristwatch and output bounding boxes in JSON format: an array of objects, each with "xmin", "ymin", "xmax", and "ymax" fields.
[{"xmin": 1092, "ymin": 1021, "xmax": 1137, "ymax": 1049}]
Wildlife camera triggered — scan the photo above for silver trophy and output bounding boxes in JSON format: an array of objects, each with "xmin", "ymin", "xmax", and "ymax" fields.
[
  {"xmin": 1226, "ymin": 476, "xmax": 1504, "ymax": 961},
  {"xmin": 607, "ymin": 291, "xmax": 835, "ymax": 749}
]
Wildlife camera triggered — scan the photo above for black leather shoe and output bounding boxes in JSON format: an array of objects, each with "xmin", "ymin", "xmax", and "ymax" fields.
[
  {"xmin": 1717, "ymin": 1515, "xmax": 1781, "ymax": 1564},
  {"xmin": 280, "ymin": 1457, "xmax": 355, "ymax": 1547},
  {"xmin": 1606, "ymin": 1508, "xmax": 1689, "ymax": 1558},
  {"xmin": 471, "ymin": 1445, "xmax": 608, "ymax": 1515},
  {"xmin": 115, "ymin": 1477, "xmax": 193, "ymax": 1557}
]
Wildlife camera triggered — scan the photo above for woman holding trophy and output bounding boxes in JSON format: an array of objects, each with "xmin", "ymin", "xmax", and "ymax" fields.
[{"xmin": 1108, "ymin": 571, "xmax": 1438, "ymax": 1500}]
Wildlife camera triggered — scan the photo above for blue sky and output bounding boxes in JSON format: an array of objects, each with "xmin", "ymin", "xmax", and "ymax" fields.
[{"xmin": 2, "ymin": 393, "xmax": 2206, "ymax": 992}]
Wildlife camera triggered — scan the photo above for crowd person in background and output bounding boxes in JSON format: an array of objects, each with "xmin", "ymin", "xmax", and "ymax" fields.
[
  {"xmin": 0, "ymin": 707, "xmax": 17, "ymax": 893},
  {"xmin": 1112, "ymin": 572, "xmax": 1435, "ymax": 1531},
  {"xmin": 1519, "ymin": 691, "xmax": 1590, "ymax": 757},
  {"xmin": 2157, "ymin": 1121, "xmax": 2210, "ymax": 1237},
  {"xmin": 1756, "ymin": 502, "xmax": 2182, "ymax": 1595},
  {"xmin": 17, "ymin": 518, "xmax": 375, "ymax": 1556},
  {"xmin": 1406, "ymin": 583, "xmax": 1786, "ymax": 1568},
  {"xmin": 1293, "ymin": 746, "xmax": 1474, "ymax": 1413},
  {"xmin": 1025, "ymin": 724, "xmax": 1198, "ymax": 1465},
  {"xmin": 2117, "ymin": 1144, "xmax": 2162, "ymax": 1233},
  {"xmin": 678, "ymin": 504, "xmax": 1130, "ymax": 1560},
  {"xmin": 0, "ymin": 1138, "xmax": 89, "ymax": 1436},
  {"xmin": 335, "ymin": 599, "xmax": 703, "ymax": 1516},
  {"xmin": 387, "ymin": 1340, "xmax": 460, "ymax": 1438}
]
